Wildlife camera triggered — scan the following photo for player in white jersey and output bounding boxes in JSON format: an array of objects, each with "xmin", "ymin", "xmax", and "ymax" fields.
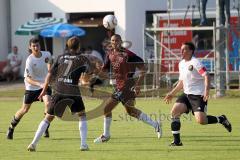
[
  {"xmin": 6, "ymin": 38, "xmax": 52, "ymax": 140},
  {"xmin": 164, "ymin": 42, "xmax": 232, "ymax": 146}
]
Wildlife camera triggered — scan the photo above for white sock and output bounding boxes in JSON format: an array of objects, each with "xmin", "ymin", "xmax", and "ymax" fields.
[
  {"xmin": 31, "ymin": 120, "xmax": 49, "ymax": 146},
  {"xmin": 103, "ymin": 117, "xmax": 112, "ymax": 137},
  {"xmin": 138, "ymin": 112, "xmax": 157, "ymax": 128},
  {"xmin": 79, "ymin": 117, "xmax": 87, "ymax": 146}
]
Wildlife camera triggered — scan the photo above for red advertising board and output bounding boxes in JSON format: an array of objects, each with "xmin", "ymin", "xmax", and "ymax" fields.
[
  {"xmin": 158, "ymin": 16, "xmax": 240, "ymax": 72},
  {"xmin": 159, "ymin": 19, "xmax": 192, "ymax": 72}
]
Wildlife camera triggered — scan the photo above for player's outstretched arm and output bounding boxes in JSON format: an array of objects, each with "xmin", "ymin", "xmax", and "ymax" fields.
[
  {"xmin": 164, "ymin": 80, "xmax": 183, "ymax": 104},
  {"xmin": 134, "ymin": 66, "xmax": 146, "ymax": 95}
]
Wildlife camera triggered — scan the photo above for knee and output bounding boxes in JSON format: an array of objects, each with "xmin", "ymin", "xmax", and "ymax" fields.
[
  {"xmin": 170, "ymin": 109, "xmax": 175, "ymax": 117},
  {"xmin": 170, "ymin": 103, "xmax": 186, "ymax": 118},
  {"xmin": 171, "ymin": 109, "xmax": 180, "ymax": 118},
  {"xmin": 44, "ymin": 98, "xmax": 52, "ymax": 108},
  {"xmin": 78, "ymin": 111, "xmax": 86, "ymax": 117},
  {"xmin": 125, "ymin": 107, "xmax": 139, "ymax": 118},
  {"xmin": 196, "ymin": 117, "xmax": 207, "ymax": 125},
  {"xmin": 126, "ymin": 108, "xmax": 134, "ymax": 117},
  {"xmin": 45, "ymin": 114, "xmax": 54, "ymax": 122},
  {"xmin": 45, "ymin": 101, "xmax": 51, "ymax": 108},
  {"xmin": 13, "ymin": 69, "xmax": 19, "ymax": 74},
  {"xmin": 104, "ymin": 107, "xmax": 112, "ymax": 116},
  {"xmin": 124, "ymin": 107, "xmax": 131, "ymax": 114}
]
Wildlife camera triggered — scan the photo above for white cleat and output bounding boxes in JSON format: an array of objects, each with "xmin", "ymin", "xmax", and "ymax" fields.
[
  {"xmin": 155, "ymin": 121, "xmax": 162, "ymax": 139},
  {"xmin": 93, "ymin": 134, "xmax": 111, "ymax": 143},
  {"xmin": 80, "ymin": 144, "xmax": 89, "ymax": 151},
  {"xmin": 27, "ymin": 144, "xmax": 36, "ymax": 152}
]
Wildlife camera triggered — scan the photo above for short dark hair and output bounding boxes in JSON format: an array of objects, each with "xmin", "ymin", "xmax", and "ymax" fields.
[
  {"xmin": 28, "ymin": 38, "xmax": 40, "ymax": 53},
  {"xmin": 29, "ymin": 38, "xmax": 40, "ymax": 46},
  {"xmin": 111, "ymin": 34, "xmax": 122, "ymax": 41},
  {"xmin": 183, "ymin": 42, "xmax": 195, "ymax": 54}
]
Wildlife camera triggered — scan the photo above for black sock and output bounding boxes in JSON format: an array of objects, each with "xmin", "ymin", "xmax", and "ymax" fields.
[
  {"xmin": 218, "ymin": 115, "xmax": 225, "ymax": 124},
  {"xmin": 207, "ymin": 115, "xmax": 218, "ymax": 124},
  {"xmin": 10, "ymin": 116, "xmax": 20, "ymax": 129},
  {"xmin": 171, "ymin": 118, "xmax": 181, "ymax": 144}
]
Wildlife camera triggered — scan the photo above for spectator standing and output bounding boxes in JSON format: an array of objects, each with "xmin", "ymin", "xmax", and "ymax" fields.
[
  {"xmin": 197, "ymin": 0, "xmax": 208, "ymax": 26},
  {"xmin": 219, "ymin": 0, "xmax": 231, "ymax": 26}
]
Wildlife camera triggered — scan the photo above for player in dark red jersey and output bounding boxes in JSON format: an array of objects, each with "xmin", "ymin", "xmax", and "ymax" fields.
[
  {"xmin": 27, "ymin": 36, "xmax": 94, "ymax": 151},
  {"xmin": 94, "ymin": 34, "xmax": 162, "ymax": 143}
]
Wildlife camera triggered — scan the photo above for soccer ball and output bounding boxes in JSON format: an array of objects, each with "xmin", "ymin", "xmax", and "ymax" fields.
[{"xmin": 103, "ymin": 15, "xmax": 117, "ymax": 30}]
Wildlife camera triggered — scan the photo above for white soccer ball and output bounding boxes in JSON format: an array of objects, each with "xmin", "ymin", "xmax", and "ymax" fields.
[{"xmin": 103, "ymin": 15, "xmax": 117, "ymax": 30}]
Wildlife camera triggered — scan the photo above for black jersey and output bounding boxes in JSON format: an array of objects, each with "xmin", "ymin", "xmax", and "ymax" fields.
[{"xmin": 50, "ymin": 53, "xmax": 91, "ymax": 96}]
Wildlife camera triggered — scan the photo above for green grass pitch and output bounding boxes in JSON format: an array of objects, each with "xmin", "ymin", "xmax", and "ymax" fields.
[{"xmin": 0, "ymin": 96, "xmax": 239, "ymax": 160}]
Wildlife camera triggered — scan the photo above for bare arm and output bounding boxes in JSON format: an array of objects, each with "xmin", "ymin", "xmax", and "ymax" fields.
[
  {"xmin": 164, "ymin": 80, "xmax": 183, "ymax": 104},
  {"xmin": 203, "ymin": 74, "xmax": 210, "ymax": 102},
  {"xmin": 38, "ymin": 72, "xmax": 52, "ymax": 100},
  {"xmin": 134, "ymin": 66, "xmax": 145, "ymax": 95},
  {"xmin": 47, "ymin": 63, "xmax": 52, "ymax": 72},
  {"xmin": 25, "ymin": 77, "xmax": 44, "ymax": 88}
]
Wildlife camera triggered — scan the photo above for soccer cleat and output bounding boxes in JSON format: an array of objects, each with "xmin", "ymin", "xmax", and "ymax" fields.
[
  {"xmin": 43, "ymin": 129, "xmax": 49, "ymax": 138},
  {"xmin": 6, "ymin": 127, "xmax": 14, "ymax": 140},
  {"xmin": 27, "ymin": 144, "xmax": 36, "ymax": 152},
  {"xmin": 220, "ymin": 115, "xmax": 232, "ymax": 132},
  {"xmin": 155, "ymin": 121, "xmax": 162, "ymax": 139},
  {"xmin": 169, "ymin": 141, "xmax": 183, "ymax": 146},
  {"xmin": 80, "ymin": 144, "xmax": 89, "ymax": 151},
  {"xmin": 93, "ymin": 134, "xmax": 111, "ymax": 143}
]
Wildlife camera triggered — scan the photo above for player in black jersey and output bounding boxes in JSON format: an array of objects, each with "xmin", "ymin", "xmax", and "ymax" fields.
[{"xmin": 27, "ymin": 36, "xmax": 95, "ymax": 152}]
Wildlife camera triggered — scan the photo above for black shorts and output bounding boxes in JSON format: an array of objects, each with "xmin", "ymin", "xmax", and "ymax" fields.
[
  {"xmin": 111, "ymin": 88, "xmax": 136, "ymax": 105},
  {"xmin": 176, "ymin": 93, "xmax": 207, "ymax": 114},
  {"xmin": 47, "ymin": 94, "xmax": 85, "ymax": 116},
  {"xmin": 24, "ymin": 87, "xmax": 52, "ymax": 104}
]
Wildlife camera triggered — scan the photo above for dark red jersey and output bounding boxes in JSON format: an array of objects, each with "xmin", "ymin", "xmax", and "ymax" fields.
[{"xmin": 103, "ymin": 48, "xmax": 144, "ymax": 90}]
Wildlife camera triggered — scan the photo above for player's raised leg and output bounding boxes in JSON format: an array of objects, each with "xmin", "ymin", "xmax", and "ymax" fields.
[
  {"xmin": 197, "ymin": 113, "xmax": 232, "ymax": 132},
  {"xmin": 124, "ymin": 100, "xmax": 162, "ymax": 139}
]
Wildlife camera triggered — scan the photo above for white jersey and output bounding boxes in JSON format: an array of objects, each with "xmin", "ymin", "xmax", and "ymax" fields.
[
  {"xmin": 178, "ymin": 56, "xmax": 207, "ymax": 96},
  {"xmin": 7, "ymin": 53, "xmax": 22, "ymax": 67},
  {"xmin": 24, "ymin": 51, "xmax": 52, "ymax": 90}
]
